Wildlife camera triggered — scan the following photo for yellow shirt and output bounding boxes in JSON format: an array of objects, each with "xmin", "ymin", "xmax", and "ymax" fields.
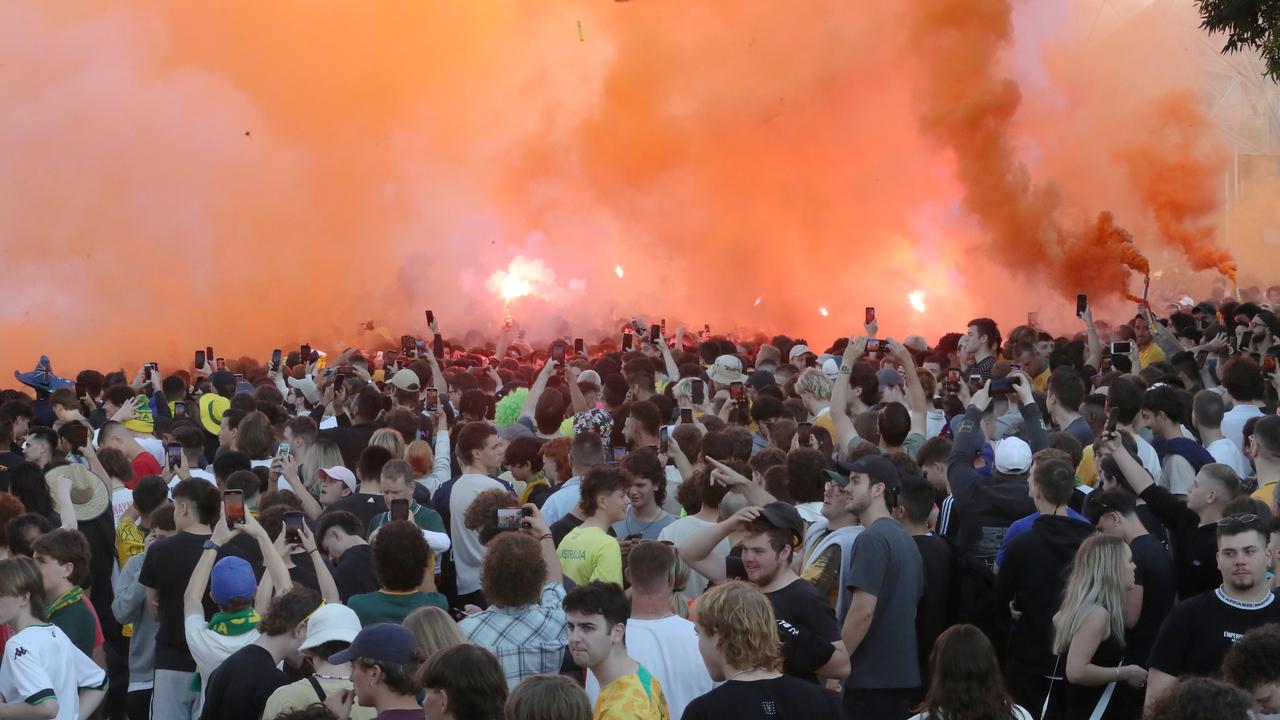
[
  {"xmin": 1077, "ymin": 445, "xmax": 1099, "ymax": 487},
  {"xmin": 813, "ymin": 411, "xmax": 836, "ymax": 440},
  {"xmin": 558, "ymin": 526, "xmax": 622, "ymax": 587},
  {"xmin": 595, "ymin": 666, "xmax": 669, "ymax": 720},
  {"xmin": 1252, "ymin": 481, "xmax": 1276, "ymax": 508},
  {"xmin": 1032, "ymin": 368, "xmax": 1051, "ymax": 394},
  {"xmin": 1139, "ymin": 343, "xmax": 1166, "ymax": 369}
]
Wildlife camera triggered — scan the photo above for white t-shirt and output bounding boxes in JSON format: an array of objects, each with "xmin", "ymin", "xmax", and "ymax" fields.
[
  {"xmin": 909, "ymin": 706, "xmax": 1033, "ymax": 720},
  {"xmin": 449, "ymin": 474, "xmax": 505, "ymax": 596},
  {"xmin": 110, "ymin": 488, "xmax": 133, "ymax": 527},
  {"xmin": 1222, "ymin": 403, "xmax": 1264, "ymax": 459},
  {"xmin": 584, "ymin": 616, "xmax": 714, "ymax": 720},
  {"xmin": 136, "ymin": 437, "xmax": 166, "ymax": 466},
  {"xmin": 1132, "ymin": 433, "xmax": 1163, "ymax": 485},
  {"xmin": 0, "ymin": 623, "xmax": 106, "ymax": 720},
  {"xmin": 167, "ymin": 469, "xmax": 217, "ymax": 497},
  {"xmin": 1207, "ymin": 437, "xmax": 1251, "ymax": 479},
  {"xmin": 183, "ymin": 614, "xmax": 259, "ymax": 707},
  {"xmin": 658, "ymin": 515, "xmax": 728, "ymax": 598}
]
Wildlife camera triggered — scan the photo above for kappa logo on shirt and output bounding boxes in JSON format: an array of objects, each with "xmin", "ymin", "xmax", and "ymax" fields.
[
  {"xmin": 12, "ymin": 647, "xmax": 26, "ymax": 658},
  {"xmin": 1224, "ymin": 631, "xmax": 1245, "ymax": 643}
]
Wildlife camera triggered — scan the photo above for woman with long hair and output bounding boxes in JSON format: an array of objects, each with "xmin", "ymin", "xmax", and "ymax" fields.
[
  {"xmin": 1051, "ymin": 534, "xmax": 1146, "ymax": 719},
  {"xmin": 402, "ymin": 606, "xmax": 465, "ymax": 665},
  {"xmin": 299, "ymin": 440, "xmax": 344, "ymax": 497},
  {"xmin": 910, "ymin": 624, "xmax": 1032, "ymax": 720}
]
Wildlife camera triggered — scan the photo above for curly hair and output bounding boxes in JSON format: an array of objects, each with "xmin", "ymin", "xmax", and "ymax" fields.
[
  {"xmin": 694, "ymin": 581, "xmax": 780, "ymax": 672},
  {"xmin": 481, "ymin": 532, "xmax": 547, "ymax": 608},
  {"xmin": 463, "ymin": 488, "xmax": 519, "ymax": 533},
  {"xmin": 620, "ymin": 447, "xmax": 667, "ymax": 508},
  {"xmin": 1146, "ymin": 677, "xmax": 1251, "ymax": 720},
  {"xmin": 1223, "ymin": 623, "xmax": 1280, "ymax": 693},
  {"xmin": 578, "ymin": 466, "xmax": 630, "ymax": 517},
  {"xmin": 372, "ymin": 520, "xmax": 429, "ymax": 592},
  {"xmin": 272, "ymin": 705, "xmax": 340, "ymax": 720}
]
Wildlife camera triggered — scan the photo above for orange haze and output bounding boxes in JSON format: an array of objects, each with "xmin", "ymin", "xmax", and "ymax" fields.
[{"xmin": 0, "ymin": 0, "xmax": 1261, "ymax": 381}]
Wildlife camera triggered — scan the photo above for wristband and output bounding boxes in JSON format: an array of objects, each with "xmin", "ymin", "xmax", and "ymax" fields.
[
  {"xmin": 539, "ymin": 534, "xmax": 553, "ymax": 542},
  {"xmin": 202, "ymin": 540, "xmax": 221, "ymax": 551}
]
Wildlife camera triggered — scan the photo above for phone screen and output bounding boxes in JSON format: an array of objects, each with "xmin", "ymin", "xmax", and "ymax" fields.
[
  {"xmin": 301, "ymin": 344, "xmax": 312, "ymax": 364},
  {"xmin": 865, "ymin": 307, "xmax": 876, "ymax": 325},
  {"xmin": 1110, "ymin": 341, "xmax": 1133, "ymax": 355},
  {"xmin": 574, "ymin": 338, "xmax": 585, "ymax": 355},
  {"xmin": 622, "ymin": 333, "xmax": 633, "ymax": 351},
  {"xmin": 495, "ymin": 507, "xmax": 522, "ymax": 530},
  {"xmin": 798, "ymin": 422, "xmax": 812, "ymax": 446},
  {"xmin": 223, "ymin": 491, "xmax": 245, "ymax": 526},
  {"xmin": 166, "ymin": 443, "xmax": 183, "ymax": 470},
  {"xmin": 680, "ymin": 408, "xmax": 694, "ymax": 423},
  {"xmin": 276, "ymin": 442, "xmax": 291, "ymax": 460},
  {"xmin": 1077, "ymin": 294, "xmax": 1088, "ymax": 317},
  {"xmin": 552, "ymin": 342, "xmax": 566, "ymax": 365},
  {"xmin": 649, "ymin": 324, "xmax": 661, "ymax": 343},
  {"xmin": 425, "ymin": 387, "xmax": 440, "ymax": 412},
  {"xmin": 426, "ymin": 309, "xmax": 435, "ymax": 326},
  {"xmin": 173, "ymin": 401, "xmax": 187, "ymax": 419},
  {"xmin": 401, "ymin": 335, "xmax": 415, "ymax": 354},
  {"xmin": 391, "ymin": 499, "xmax": 411, "ymax": 522},
  {"xmin": 433, "ymin": 333, "xmax": 445, "ymax": 359},
  {"xmin": 206, "ymin": 346, "xmax": 215, "ymax": 364},
  {"xmin": 612, "ymin": 446, "xmax": 627, "ymax": 464},
  {"xmin": 691, "ymin": 379, "xmax": 705, "ymax": 405},
  {"xmin": 867, "ymin": 339, "xmax": 882, "ymax": 356},
  {"xmin": 271, "ymin": 349, "xmax": 282, "ymax": 370},
  {"xmin": 729, "ymin": 382, "xmax": 745, "ymax": 401},
  {"xmin": 216, "ymin": 357, "xmax": 226, "ymax": 371},
  {"xmin": 660, "ymin": 426, "xmax": 670, "ymax": 454},
  {"xmin": 195, "ymin": 350, "xmax": 205, "ymax": 369},
  {"xmin": 283, "ymin": 511, "xmax": 305, "ymax": 543}
]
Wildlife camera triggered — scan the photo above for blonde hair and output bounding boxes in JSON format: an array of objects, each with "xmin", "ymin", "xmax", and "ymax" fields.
[
  {"xmin": 694, "ymin": 581, "xmax": 780, "ymax": 671},
  {"xmin": 1051, "ymin": 534, "xmax": 1128, "ymax": 655},
  {"xmin": 370, "ymin": 428, "xmax": 407, "ymax": 460},
  {"xmin": 402, "ymin": 606, "xmax": 465, "ymax": 661},
  {"xmin": 300, "ymin": 440, "xmax": 343, "ymax": 496},
  {"xmin": 795, "ymin": 369, "xmax": 833, "ymax": 402}
]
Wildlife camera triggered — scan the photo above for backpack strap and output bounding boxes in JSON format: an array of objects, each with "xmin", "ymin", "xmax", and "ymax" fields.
[{"xmin": 307, "ymin": 675, "xmax": 327, "ymax": 702}]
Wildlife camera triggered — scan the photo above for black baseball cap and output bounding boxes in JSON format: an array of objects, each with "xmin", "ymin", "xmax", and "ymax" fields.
[{"xmin": 757, "ymin": 502, "xmax": 805, "ymax": 546}]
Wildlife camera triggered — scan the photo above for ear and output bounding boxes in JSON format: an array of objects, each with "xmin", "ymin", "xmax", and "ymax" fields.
[{"xmin": 610, "ymin": 622, "xmax": 627, "ymax": 644}]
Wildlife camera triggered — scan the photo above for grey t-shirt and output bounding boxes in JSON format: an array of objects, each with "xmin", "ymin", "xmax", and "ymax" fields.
[{"xmin": 844, "ymin": 517, "xmax": 925, "ymax": 689}]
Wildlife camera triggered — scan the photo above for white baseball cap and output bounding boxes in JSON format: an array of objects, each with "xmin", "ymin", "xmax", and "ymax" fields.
[{"xmin": 299, "ymin": 604, "xmax": 361, "ymax": 651}]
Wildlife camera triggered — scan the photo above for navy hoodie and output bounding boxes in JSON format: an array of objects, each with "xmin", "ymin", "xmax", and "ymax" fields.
[{"xmin": 994, "ymin": 514, "xmax": 1094, "ymax": 676}]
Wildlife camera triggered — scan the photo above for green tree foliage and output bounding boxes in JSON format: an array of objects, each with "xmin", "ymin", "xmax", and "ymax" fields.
[{"xmin": 1196, "ymin": 0, "xmax": 1280, "ymax": 80}]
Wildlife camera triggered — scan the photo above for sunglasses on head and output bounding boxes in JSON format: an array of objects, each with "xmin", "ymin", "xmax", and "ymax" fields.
[{"xmin": 1217, "ymin": 514, "xmax": 1260, "ymax": 527}]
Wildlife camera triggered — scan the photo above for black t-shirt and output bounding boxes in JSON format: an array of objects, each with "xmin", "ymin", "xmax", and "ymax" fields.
[
  {"xmin": 1147, "ymin": 588, "xmax": 1280, "ymax": 677},
  {"xmin": 913, "ymin": 533, "xmax": 953, "ymax": 681},
  {"xmin": 139, "ymin": 531, "xmax": 216, "ymax": 671},
  {"xmin": 1128, "ymin": 533, "xmax": 1177, "ymax": 666},
  {"xmin": 766, "ymin": 578, "xmax": 840, "ymax": 684},
  {"xmin": 332, "ymin": 544, "xmax": 379, "ymax": 603},
  {"xmin": 681, "ymin": 675, "xmax": 842, "ymax": 719},
  {"xmin": 322, "ymin": 493, "xmax": 387, "ymax": 534},
  {"xmin": 550, "ymin": 513, "xmax": 584, "ymax": 547},
  {"xmin": 1135, "ymin": 505, "xmax": 1170, "ymax": 550},
  {"xmin": 199, "ymin": 643, "xmax": 288, "ymax": 720}
]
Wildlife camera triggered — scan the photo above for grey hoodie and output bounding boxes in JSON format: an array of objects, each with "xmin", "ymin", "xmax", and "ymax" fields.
[{"xmin": 112, "ymin": 551, "xmax": 158, "ymax": 687}]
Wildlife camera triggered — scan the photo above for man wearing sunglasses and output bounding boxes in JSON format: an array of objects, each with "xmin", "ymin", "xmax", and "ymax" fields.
[{"xmin": 1145, "ymin": 513, "xmax": 1280, "ymax": 711}]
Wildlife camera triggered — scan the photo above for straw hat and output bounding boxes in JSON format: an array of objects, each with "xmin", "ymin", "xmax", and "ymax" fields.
[{"xmin": 46, "ymin": 465, "xmax": 110, "ymax": 522}]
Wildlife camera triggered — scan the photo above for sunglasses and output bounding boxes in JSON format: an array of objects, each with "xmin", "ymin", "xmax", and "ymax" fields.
[{"xmin": 1217, "ymin": 514, "xmax": 1260, "ymax": 527}]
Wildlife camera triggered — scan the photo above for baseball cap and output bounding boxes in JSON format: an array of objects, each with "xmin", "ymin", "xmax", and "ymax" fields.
[
  {"xmin": 993, "ymin": 437, "xmax": 1033, "ymax": 475},
  {"xmin": 318, "ymin": 466, "xmax": 358, "ymax": 494},
  {"xmin": 788, "ymin": 344, "xmax": 814, "ymax": 361},
  {"xmin": 757, "ymin": 501, "xmax": 805, "ymax": 546},
  {"xmin": 1177, "ymin": 295, "xmax": 1195, "ymax": 310},
  {"xmin": 875, "ymin": 367, "xmax": 904, "ymax": 389},
  {"xmin": 329, "ymin": 623, "xmax": 417, "ymax": 665},
  {"xmin": 287, "ymin": 377, "xmax": 321, "ymax": 405},
  {"xmin": 299, "ymin": 604, "xmax": 362, "ymax": 651},
  {"xmin": 847, "ymin": 455, "xmax": 901, "ymax": 494},
  {"xmin": 706, "ymin": 355, "xmax": 748, "ymax": 385},
  {"xmin": 210, "ymin": 556, "xmax": 256, "ymax": 605},
  {"xmin": 388, "ymin": 369, "xmax": 421, "ymax": 393}
]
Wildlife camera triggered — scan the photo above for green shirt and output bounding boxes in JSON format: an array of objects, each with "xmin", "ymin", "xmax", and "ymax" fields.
[
  {"xmin": 348, "ymin": 590, "xmax": 448, "ymax": 626},
  {"xmin": 365, "ymin": 502, "xmax": 445, "ymax": 538},
  {"xmin": 48, "ymin": 589, "xmax": 99, "ymax": 658}
]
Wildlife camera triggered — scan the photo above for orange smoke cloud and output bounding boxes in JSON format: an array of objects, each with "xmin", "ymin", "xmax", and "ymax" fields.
[{"xmin": 0, "ymin": 1, "xmax": 1256, "ymax": 380}]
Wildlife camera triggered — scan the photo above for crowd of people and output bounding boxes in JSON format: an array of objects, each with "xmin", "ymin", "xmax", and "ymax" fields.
[{"xmin": 0, "ymin": 283, "xmax": 1279, "ymax": 720}]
